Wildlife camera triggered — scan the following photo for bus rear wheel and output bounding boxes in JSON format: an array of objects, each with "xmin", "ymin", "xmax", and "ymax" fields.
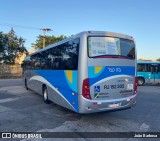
[
  {"xmin": 138, "ymin": 78, "xmax": 145, "ymax": 86},
  {"xmin": 43, "ymin": 86, "xmax": 50, "ymax": 104}
]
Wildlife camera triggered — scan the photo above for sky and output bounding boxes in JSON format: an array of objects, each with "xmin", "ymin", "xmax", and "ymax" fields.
[{"xmin": 0, "ymin": 0, "xmax": 160, "ymax": 60}]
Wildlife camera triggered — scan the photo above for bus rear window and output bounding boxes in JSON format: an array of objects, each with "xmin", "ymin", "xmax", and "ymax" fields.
[{"xmin": 88, "ymin": 37, "xmax": 135, "ymax": 59}]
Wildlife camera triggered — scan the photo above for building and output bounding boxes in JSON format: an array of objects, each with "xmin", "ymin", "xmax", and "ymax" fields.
[{"xmin": 15, "ymin": 50, "xmax": 35, "ymax": 64}]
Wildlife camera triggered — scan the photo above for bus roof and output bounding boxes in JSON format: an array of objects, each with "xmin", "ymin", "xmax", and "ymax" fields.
[
  {"xmin": 30, "ymin": 31, "xmax": 134, "ymax": 56},
  {"xmin": 87, "ymin": 31, "xmax": 134, "ymax": 40}
]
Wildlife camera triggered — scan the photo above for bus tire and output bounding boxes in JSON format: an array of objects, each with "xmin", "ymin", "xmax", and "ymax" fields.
[
  {"xmin": 138, "ymin": 77, "xmax": 145, "ymax": 86},
  {"xmin": 43, "ymin": 86, "xmax": 50, "ymax": 104},
  {"xmin": 25, "ymin": 79, "xmax": 28, "ymax": 90}
]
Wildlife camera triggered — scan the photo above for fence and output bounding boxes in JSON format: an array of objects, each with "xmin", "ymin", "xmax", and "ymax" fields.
[{"xmin": 0, "ymin": 64, "xmax": 22, "ymax": 78}]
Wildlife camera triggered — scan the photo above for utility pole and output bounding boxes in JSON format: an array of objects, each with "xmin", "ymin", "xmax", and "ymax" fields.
[{"xmin": 41, "ymin": 28, "xmax": 52, "ymax": 48}]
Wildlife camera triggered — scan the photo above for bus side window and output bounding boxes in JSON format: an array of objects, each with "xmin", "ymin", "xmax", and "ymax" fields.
[
  {"xmin": 37, "ymin": 38, "xmax": 79, "ymax": 71},
  {"xmin": 40, "ymin": 50, "xmax": 49, "ymax": 70},
  {"xmin": 137, "ymin": 64, "xmax": 142, "ymax": 71},
  {"xmin": 144, "ymin": 64, "xmax": 148, "ymax": 72},
  {"xmin": 156, "ymin": 66, "xmax": 158, "ymax": 73},
  {"xmin": 137, "ymin": 64, "xmax": 147, "ymax": 72},
  {"xmin": 148, "ymin": 65, "xmax": 152, "ymax": 73},
  {"xmin": 151, "ymin": 67, "xmax": 153, "ymax": 74},
  {"xmin": 60, "ymin": 38, "xmax": 79, "ymax": 70}
]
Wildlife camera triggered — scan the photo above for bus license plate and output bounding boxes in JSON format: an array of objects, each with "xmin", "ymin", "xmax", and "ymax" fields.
[{"xmin": 109, "ymin": 103, "xmax": 121, "ymax": 108}]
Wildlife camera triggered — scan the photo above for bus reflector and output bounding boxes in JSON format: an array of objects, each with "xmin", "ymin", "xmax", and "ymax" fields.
[
  {"xmin": 134, "ymin": 77, "xmax": 138, "ymax": 95},
  {"xmin": 82, "ymin": 78, "xmax": 92, "ymax": 100},
  {"xmin": 93, "ymin": 102, "xmax": 97, "ymax": 105}
]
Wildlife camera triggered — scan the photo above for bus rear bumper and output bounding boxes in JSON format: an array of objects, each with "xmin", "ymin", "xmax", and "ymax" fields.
[{"xmin": 78, "ymin": 95, "xmax": 137, "ymax": 114}]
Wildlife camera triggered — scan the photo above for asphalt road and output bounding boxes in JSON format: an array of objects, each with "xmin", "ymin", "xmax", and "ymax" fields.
[{"xmin": 0, "ymin": 79, "xmax": 160, "ymax": 141}]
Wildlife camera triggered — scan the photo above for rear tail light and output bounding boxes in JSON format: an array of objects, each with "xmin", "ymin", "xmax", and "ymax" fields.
[
  {"xmin": 134, "ymin": 77, "xmax": 138, "ymax": 95},
  {"xmin": 82, "ymin": 78, "xmax": 92, "ymax": 100}
]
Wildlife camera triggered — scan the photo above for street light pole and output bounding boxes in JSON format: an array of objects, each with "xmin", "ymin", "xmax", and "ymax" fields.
[{"xmin": 41, "ymin": 28, "xmax": 52, "ymax": 48}]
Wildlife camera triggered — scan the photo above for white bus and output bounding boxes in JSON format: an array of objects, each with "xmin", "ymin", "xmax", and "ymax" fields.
[{"xmin": 22, "ymin": 31, "xmax": 137, "ymax": 113}]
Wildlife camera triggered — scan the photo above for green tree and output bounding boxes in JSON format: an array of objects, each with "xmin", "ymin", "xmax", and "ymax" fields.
[
  {"xmin": 0, "ymin": 28, "xmax": 28, "ymax": 64},
  {"xmin": 32, "ymin": 35, "xmax": 67, "ymax": 50},
  {"xmin": 156, "ymin": 58, "xmax": 160, "ymax": 61}
]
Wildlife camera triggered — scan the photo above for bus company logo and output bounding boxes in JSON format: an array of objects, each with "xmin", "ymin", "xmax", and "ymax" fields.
[
  {"xmin": 94, "ymin": 86, "xmax": 100, "ymax": 92},
  {"xmin": 108, "ymin": 68, "xmax": 121, "ymax": 72}
]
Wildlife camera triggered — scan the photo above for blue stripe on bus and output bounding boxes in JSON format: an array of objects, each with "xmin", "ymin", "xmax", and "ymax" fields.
[
  {"xmin": 32, "ymin": 66, "xmax": 135, "ymax": 111},
  {"xmin": 33, "ymin": 70, "xmax": 79, "ymax": 112}
]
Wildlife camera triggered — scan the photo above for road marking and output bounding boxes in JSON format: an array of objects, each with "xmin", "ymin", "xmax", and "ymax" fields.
[
  {"xmin": 0, "ymin": 86, "xmax": 28, "ymax": 94},
  {"xmin": 0, "ymin": 105, "xmax": 11, "ymax": 112},
  {"xmin": 0, "ymin": 97, "xmax": 20, "ymax": 104},
  {"xmin": 139, "ymin": 123, "xmax": 150, "ymax": 131}
]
